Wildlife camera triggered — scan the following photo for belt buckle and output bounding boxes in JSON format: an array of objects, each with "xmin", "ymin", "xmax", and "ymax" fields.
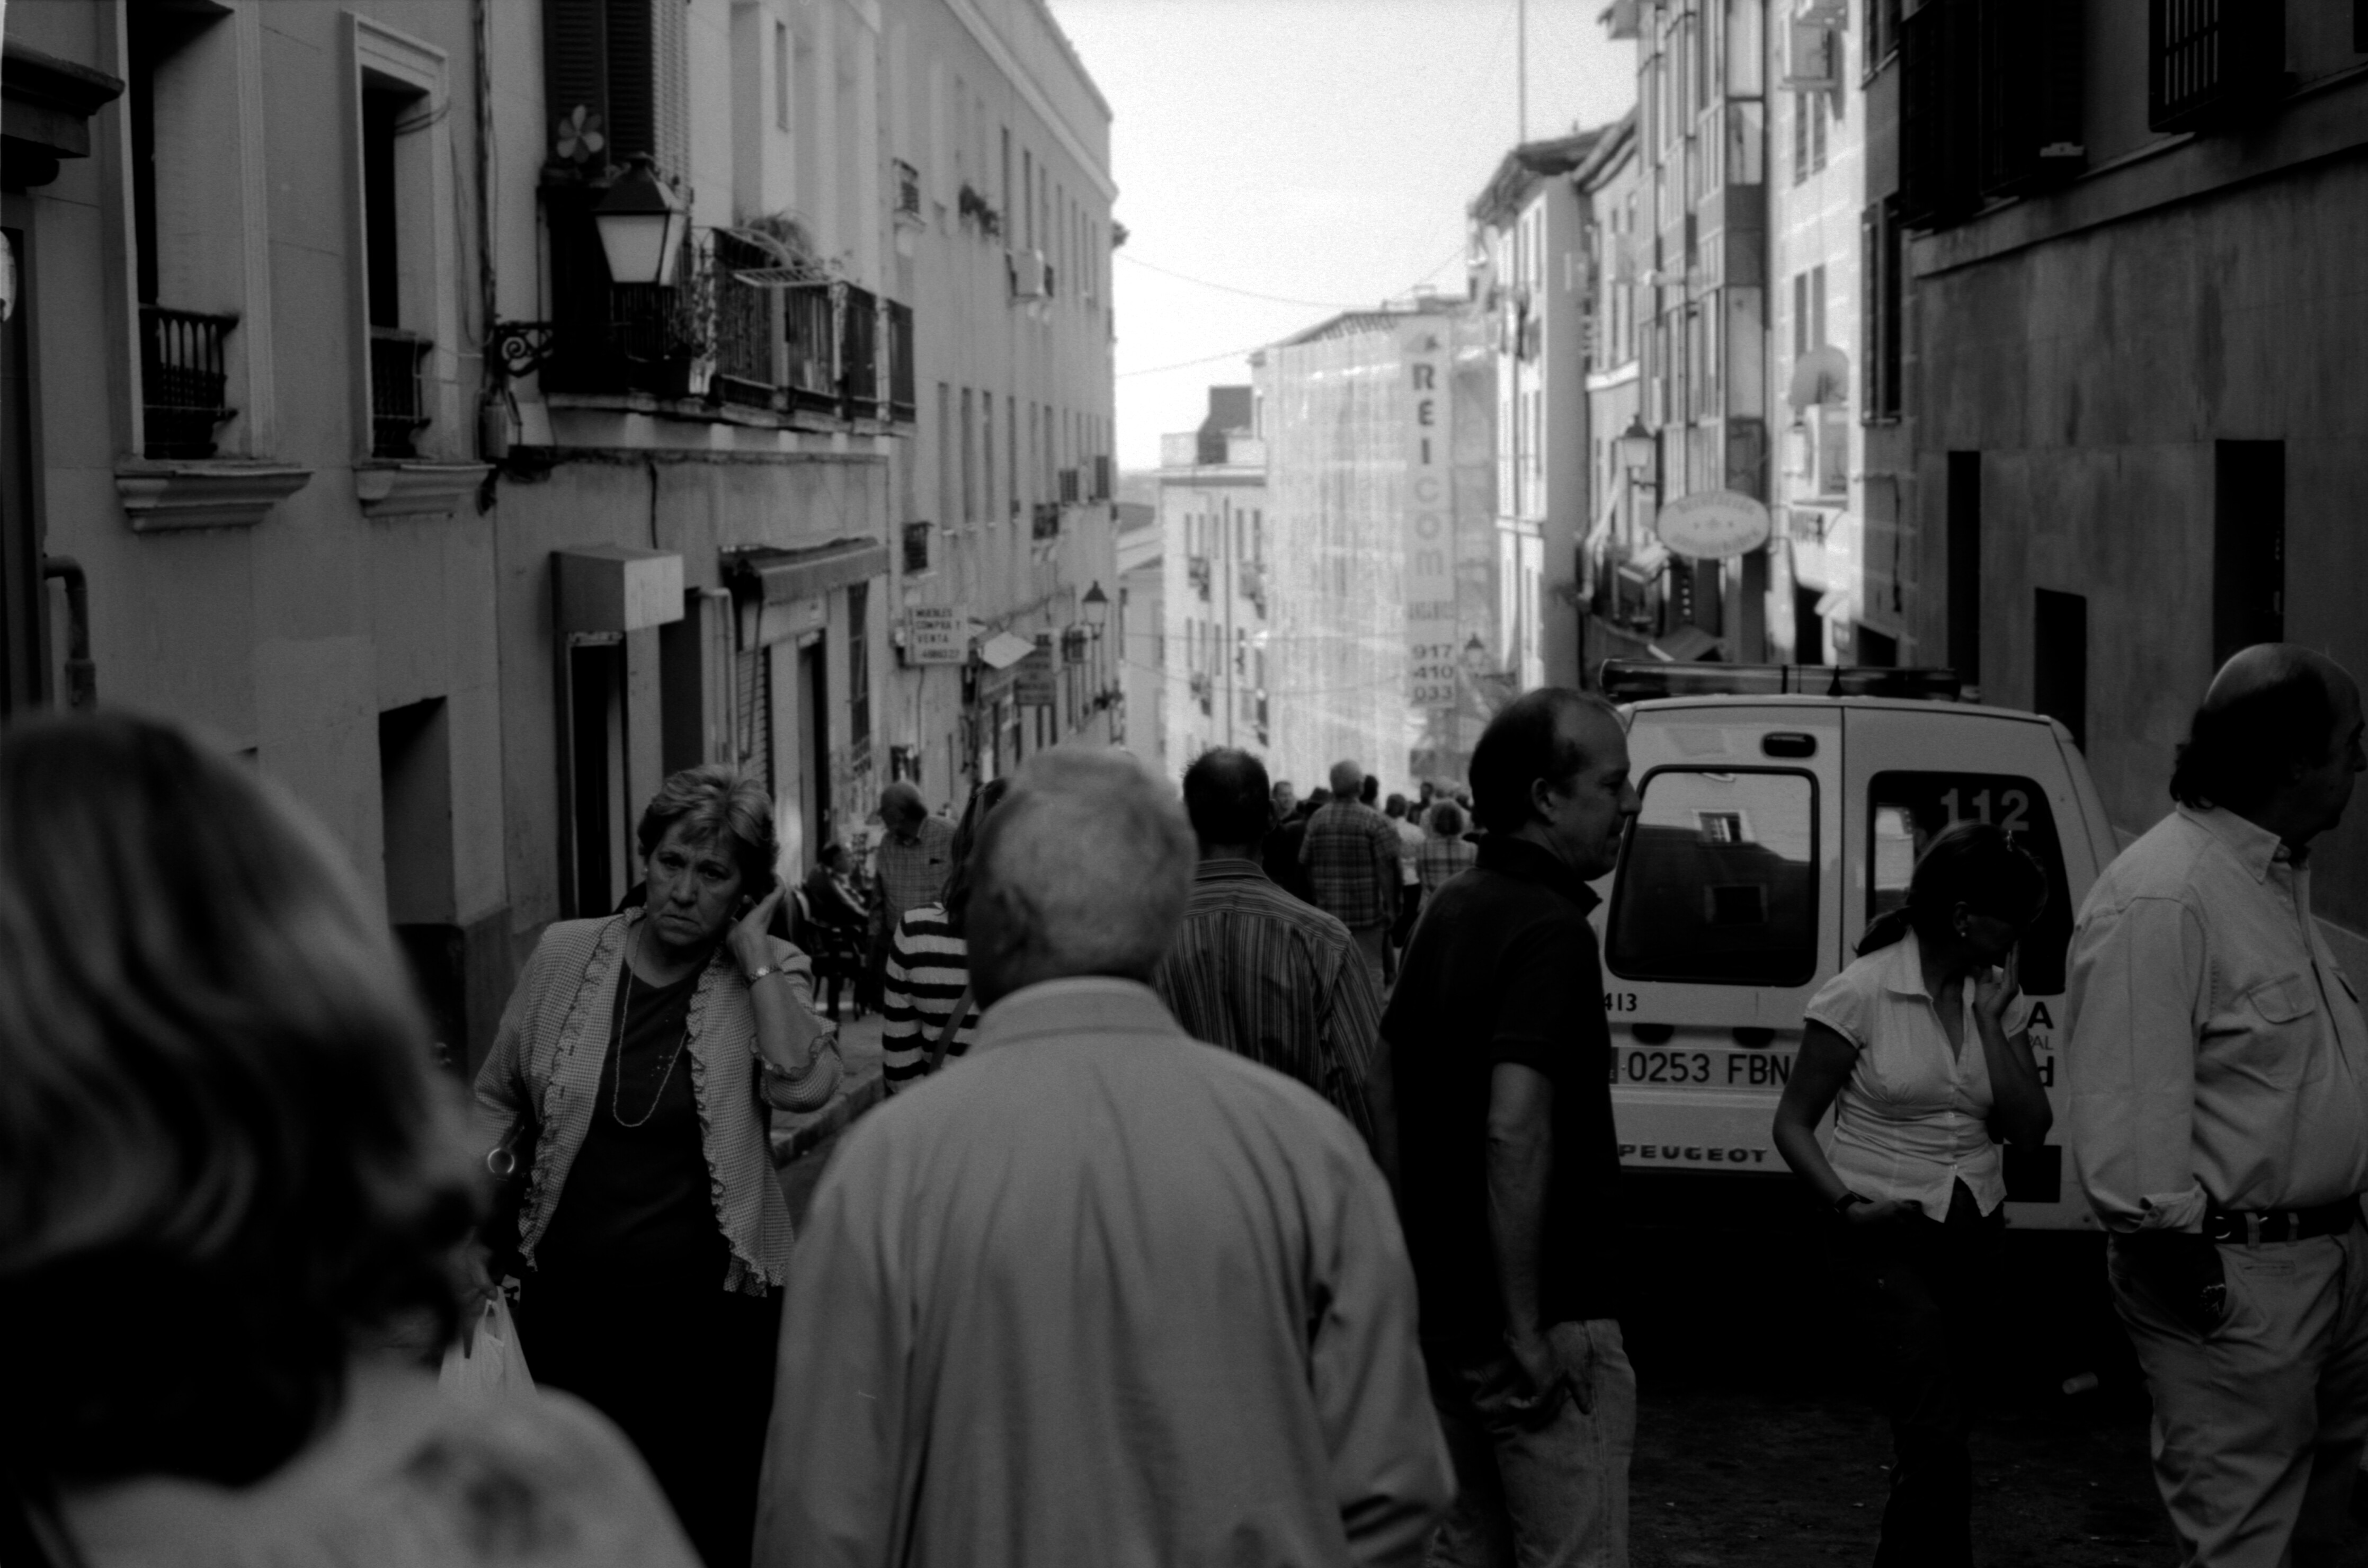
[{"xmin": 2247, "ymin": 1212, "xmax": 2266, "ymax": 1246}]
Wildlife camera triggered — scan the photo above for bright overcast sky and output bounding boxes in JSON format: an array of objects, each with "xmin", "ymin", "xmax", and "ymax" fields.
[{"xmin": 1045, "ymin": 0, "xmax": 1637, "ymax": 472}]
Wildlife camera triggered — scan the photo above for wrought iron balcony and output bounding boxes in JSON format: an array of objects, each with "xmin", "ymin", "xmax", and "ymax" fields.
[
  {"xmin": 139, "ymin": 306, "xmax": 237, "ymax": 460},
  {"xmin": 782, "ymin": 282, "xmax": 838, "ymax": 416},
  {"xmin": 368, "ymin": 327, "xmax": 433, "ymax": 459},
  {"xmin": 1030, "ymin": 502, "xmax": 1062, "ymax": 541}
]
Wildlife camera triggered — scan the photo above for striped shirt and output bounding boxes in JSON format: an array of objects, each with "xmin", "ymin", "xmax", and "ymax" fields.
[
  {"xmin": 881, "ymin": 902, "xmax": 982, "ymax": 1092},
  {"xmin": 874, "ymin": 815, "xmax": 958, "ymax": 928},
  {"xmin": 1150, "ymin": 859, "xmax": 1385, "ymax": 1145},
  {"xmin": 1419, "ymin": 832, "xmax": 1478, "ymax": 897},
  {"xmin": 1299, "ymin": 801, "xmax": 1402, "ymax": 931}
]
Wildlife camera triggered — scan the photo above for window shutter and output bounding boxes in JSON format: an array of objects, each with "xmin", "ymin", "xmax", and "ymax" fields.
[
  {"xmin": 544, "ymin": 0, "xmax": 609, "ymax": 168},
  {"xmin": 1898, "ymin": 0, "xmax": 1980, "ymax": 228},
  {"xmin": 2148, "ymin": 0, "xmax": 2286, "ymax": 133},
  {"xmin": 1978, "ymin": 0, "xmax": 2084, "ymax": 197}
]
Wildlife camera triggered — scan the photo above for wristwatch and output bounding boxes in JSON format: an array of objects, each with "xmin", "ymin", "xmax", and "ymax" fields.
[{"xmin": 744, "ymin": 963, "xmax": 782, "ymax": 987}]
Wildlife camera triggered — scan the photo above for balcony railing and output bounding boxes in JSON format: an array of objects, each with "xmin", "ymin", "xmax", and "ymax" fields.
[
  {"xmin": 783, "ymin": 283, "xmax": 838, "ymax": 417},
  {"xmin": 901, "ymin": 520, "xmax": 931, "ymax": 575},
  {"xmin": 139, "ymin": 306, "xmax": 237, "ymax": 460},
  {"xmin": 713, "ymin": 255, "xmax": 778, "ymax": 411},
  {"xmin": 369, "ymin": 327, "xmax": 433, "ymax": 459},
  {"xmin": 1030, "ymin": 502, "xmax": 1061, "ymax": 541},
  {"xmin": 884, "ymin": 299, "xmax": 915, "ymax": 424}
]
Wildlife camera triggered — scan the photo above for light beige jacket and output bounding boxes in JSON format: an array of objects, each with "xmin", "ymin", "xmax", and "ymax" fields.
[{"xmin": 474, "ymin": 911, "xmax": 841, "ymax": 1293}]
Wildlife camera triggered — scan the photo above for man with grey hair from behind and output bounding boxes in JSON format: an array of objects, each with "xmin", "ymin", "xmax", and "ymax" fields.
[{"xmin": 756, "ymin": 746, "xmax": 1453, "ymax": 1568}]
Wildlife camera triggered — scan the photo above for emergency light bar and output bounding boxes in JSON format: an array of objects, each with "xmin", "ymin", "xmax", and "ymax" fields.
[{"xmin": 1598, "ymin": 661, "xmax": 1966, "ymax": 703}]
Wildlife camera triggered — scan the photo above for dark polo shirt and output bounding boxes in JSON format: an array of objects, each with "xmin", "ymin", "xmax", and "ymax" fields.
[{"xmin": 1382, "ymin": 833, "xmax": 1622, "ymax": 1348}]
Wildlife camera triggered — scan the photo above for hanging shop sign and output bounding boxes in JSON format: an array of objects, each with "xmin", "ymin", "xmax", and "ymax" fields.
[
  {"xmin": 1011, "ymin": 648, "xmax": 1058, "ymax": 707},
  {"xmin": 1655, "ymin": 489, "xmax": 1772, "ymax": 560},
  {"xmin": 905, "ymin": 605, "xmax": 966, "ymax": 664}
]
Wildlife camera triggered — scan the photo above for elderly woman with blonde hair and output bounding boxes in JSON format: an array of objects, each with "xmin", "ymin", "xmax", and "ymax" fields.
[
  {"xmin": 0, "ymin": 714, "xmax": 698, "ymax": 1566},
  {"xmin": 477, "ymin": 764, "xmax": 840, "ymax": 1568}
]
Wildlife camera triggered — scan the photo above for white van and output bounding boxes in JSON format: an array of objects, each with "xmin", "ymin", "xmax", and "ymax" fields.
[{"xmin": 1588, "ymin": 662, "xmax": 2121, "ymax": 1230}]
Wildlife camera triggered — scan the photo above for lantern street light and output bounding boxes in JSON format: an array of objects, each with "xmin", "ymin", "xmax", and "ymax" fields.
[
  {"xmin": 1080, "ymin": 580, "xmax": 1109, "ymax": 628},
  {"xmin": 1080, "ymin": 581, "xmax": 1111, "ymax": 706},
  {"xmin": 1614, "ymin": 414, "xmax": 1658, "ymax": 489},
  {"xmin": 594, "ymin": 154, "xmax": 690, "ymax": 287}
]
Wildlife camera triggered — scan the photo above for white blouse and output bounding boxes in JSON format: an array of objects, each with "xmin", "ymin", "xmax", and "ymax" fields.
[{"xmin": 1805, "ymin": 929, "xmax": 2035, "ymax": 1220}]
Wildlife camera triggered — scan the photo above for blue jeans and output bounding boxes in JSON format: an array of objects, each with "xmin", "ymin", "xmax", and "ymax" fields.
[{"xmin": 1425, "ymin": 1320, "xmax": 1635, "ymax": 1567}]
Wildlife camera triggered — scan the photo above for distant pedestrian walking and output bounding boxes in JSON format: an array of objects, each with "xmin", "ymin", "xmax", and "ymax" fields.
[
  {"xmin": 0, "ymin": 714, "xmax": 697, "ymax": 1567},
  {"xmin": 867, "ymin": 781, "xmax": 956, "ymax": 1002},
  {"xmin": 1771, "ymin": 822, "xmax": 2054, "ymax": 1568},
  {"xmin": 1152, "ymin": 747, "xmax": 1390, "ymax": 1150},
  {"xmin": 1301, "ymin": 760, "xmax": 1403, "ymax": 989},
  {"xmin": 2067, "ymin": 645, "xmax": 2368, "ymax": 1567},
  {"xmin": 477, "ymin": 766, "xmax": 841, "ymax": 1568},
  {"xmin": 1418, "ymin": 801, "xmax": 1477, "ymax": 898},
  {"xmin": 1385, "ymin": 690, "xmax": 1641, "ymax": 1567},
  {"xmin": 1385, "ymin": 792, "xmax": 1426, "ymax": 964},
  {"xmin": 1265, "ymin": 787, "xmax": 1322, "ymax": 905},
  {"xmin": 756, "ymin": 747, "xmax": 1452, "ymax": 1567},
  {"xmin": 878, "ymin": 779, "xmax": 1008, "ymax": 1092}
]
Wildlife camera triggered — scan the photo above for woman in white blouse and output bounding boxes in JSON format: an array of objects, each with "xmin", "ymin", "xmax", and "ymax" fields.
[{"xmin": 1771, "ymin": 820, "xmax": 2052, "ymax": 1568}]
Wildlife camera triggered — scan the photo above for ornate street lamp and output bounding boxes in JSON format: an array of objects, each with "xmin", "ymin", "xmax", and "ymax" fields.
[
  {"xmin": 1614, "ymin": 414, "xmax": 1658, "ymax": 487},
  {"xmin": 1081, "ymin": 580, "xmax": 1109, "ymax": 628},
  {"xmin": 594, "ymin": 154, "xmax": 690, "ymax": 287}
]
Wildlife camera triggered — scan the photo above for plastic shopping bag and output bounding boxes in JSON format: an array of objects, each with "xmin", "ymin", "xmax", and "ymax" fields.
[{"xmin": 439, "ymin": 1292, "xmax": 535, "ymax": 1406}]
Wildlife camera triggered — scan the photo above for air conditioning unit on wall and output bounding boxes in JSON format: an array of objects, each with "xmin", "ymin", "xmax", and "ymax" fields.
[{"xmin": 1010, "ymin": 249, "xmax": 1048, "ymax": 300}]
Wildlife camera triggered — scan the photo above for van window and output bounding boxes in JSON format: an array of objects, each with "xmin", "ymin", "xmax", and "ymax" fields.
[
  {"xmin": 1867, "ymin": 772, "xmax": 2075, "ymax": 995},
  {"xmin": 1607, "ymin": 769, "xmax": 1820, "ymax": 986}
]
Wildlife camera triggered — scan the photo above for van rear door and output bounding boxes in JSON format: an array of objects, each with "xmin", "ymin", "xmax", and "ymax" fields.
[
  {"xmin": 1839, "ymin": 702, "xmax": 2100, "ymax": 1229},
  {"xmin": 1594, "ymin": 701, "xmax": 1844, "ymax": 1177}
]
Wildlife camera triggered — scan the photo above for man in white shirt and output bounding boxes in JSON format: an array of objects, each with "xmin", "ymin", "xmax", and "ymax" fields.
[{"xmin": 2067, "ymin": 644, "xmax": 2368, "ymax": 1567}]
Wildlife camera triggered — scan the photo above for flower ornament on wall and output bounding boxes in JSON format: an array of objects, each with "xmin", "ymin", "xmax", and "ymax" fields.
[{"xmin": 555, "ymin": 104, "xmax": 606, "ymax": 165}]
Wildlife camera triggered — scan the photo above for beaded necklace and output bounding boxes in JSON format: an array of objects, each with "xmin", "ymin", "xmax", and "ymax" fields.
[{"xmin": 610, "ymin": 921, "xmax": 696, "ymax": 1128}]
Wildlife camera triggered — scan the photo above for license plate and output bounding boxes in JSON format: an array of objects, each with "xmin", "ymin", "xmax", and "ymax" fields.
[{"xmin": 1608, "ymin": 1048, "xmax": 1795, "ymax": 1089}]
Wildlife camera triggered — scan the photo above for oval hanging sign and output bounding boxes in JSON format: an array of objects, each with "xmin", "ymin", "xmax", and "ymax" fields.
[{"xmin": 1655, "ymin": 489, "xmax": 1773, "ymax": 560}]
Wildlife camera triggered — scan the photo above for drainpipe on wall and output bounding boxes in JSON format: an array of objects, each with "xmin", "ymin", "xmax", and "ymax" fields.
[{"xmin": 41, "ymin": 556, "xmax": 94, "ymax": 709}]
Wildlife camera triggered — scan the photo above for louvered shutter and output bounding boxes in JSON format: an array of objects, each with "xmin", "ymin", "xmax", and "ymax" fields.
[
  {"xmin": 544, "ymin": 0, "xmax": 609, "ymax": 168},
  {"xmin": 601, "ymin": 1, "xmax": 690, "ymax": 181}
]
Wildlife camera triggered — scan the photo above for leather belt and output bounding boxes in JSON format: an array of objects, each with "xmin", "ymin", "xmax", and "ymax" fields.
[{"xmin": 2204, "ymin": 1200, "xmax": 2360, "ymax": 1246}]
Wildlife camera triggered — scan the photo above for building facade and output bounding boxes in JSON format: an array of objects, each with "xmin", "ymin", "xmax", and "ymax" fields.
[
  {"xmin": 1112, "ymin": 497, "xmax": 1161, "ymax": 774},
  {"xmin": 1599, "ymin": 0, "xmax": 1775, "ymax": 664},
  {"xmin": 1899, "ymin": 0, "xmax": 2368, "ymax": 943},
  {"xmin": 1575, "ymin": 111, "xmax": 1651, "ymax": 676},
  {"xmin": 4, "ymin": 0, "xmax": 508, "ymax": 1058},
  {"xmin": 1257, "ymin": 302, "xmax": 1497, "ymax": 795},
  {"xmin": 0, "ymin": 0, "xmax": 1116, "ymax": 1068},
  {"xmin": 1155, "ymin": 386, "xmax": 1266, "ymax": 770},
  {"xmin": 1467, "ymin": 129, "xmax": 1604, "ymax": 691}
]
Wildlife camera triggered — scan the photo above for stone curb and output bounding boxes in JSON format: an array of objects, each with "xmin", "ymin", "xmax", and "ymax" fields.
[{"xmin": 770, "ymin": 1068, "xmax": 885, "ymax": 1166}]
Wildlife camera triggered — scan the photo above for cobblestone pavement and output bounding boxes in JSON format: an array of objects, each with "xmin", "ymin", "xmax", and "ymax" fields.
[{"xmin": 776, "ymin": 1137, "xmax": 2368, "ymax": 1566}]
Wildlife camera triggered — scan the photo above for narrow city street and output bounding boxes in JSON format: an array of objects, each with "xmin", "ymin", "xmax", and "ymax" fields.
[{"xmin": 784, "ymin": 1141, "xmax": 2363, "ymax": 1568}]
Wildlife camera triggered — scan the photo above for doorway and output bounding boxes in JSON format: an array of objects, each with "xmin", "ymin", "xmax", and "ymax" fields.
[
  {"xmin": 566, "ymin": 638, "xmax": 628, "ymax": 916},
  {"xmin": 798, "ymin": 639, "xmax": 829, "ymax": 859}
]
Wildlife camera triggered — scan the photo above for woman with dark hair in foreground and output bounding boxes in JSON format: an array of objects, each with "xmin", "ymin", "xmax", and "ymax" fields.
[
  {"xmin": 1771, "ymin": 821, "xmax": 2054, "ymax": 1568},
  {"xmin": 0, "ymin": 712, "xmax": 696, "ymax": 1567}
]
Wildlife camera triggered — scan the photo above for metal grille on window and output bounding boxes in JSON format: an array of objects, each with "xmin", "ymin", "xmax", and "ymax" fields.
[{"xmin": 735, "ymin": 645, "xmax": 773, "ymax": 795}]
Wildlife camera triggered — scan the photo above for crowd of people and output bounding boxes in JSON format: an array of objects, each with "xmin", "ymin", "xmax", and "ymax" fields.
[{"xmin": 2, "ymin": 642, "xmax": 2364, "ymax": 1568}]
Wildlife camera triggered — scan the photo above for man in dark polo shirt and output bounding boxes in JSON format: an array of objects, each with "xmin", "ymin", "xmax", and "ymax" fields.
[{"xmin": 1382, "ymin": 687, "xmax": 1640, "ymax": 1566}]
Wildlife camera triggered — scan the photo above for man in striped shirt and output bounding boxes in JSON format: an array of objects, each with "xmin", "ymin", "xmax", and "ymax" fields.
[{"xmin": 1153, "ymin": 749, "xmax": 1388, "ymax": 1152}]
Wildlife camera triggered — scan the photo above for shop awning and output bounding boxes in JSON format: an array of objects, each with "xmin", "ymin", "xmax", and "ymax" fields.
[
  {"xmin": 977, "ymin": 631, "xmax": 1037, "ymax": 670},
  {"xmin": 1649, "ymin": 625, "xmax": 1726, "ymax": 663},
  {"xmin": 726, "ymin": 537, "xmax": 889, "ymax": 604}
]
